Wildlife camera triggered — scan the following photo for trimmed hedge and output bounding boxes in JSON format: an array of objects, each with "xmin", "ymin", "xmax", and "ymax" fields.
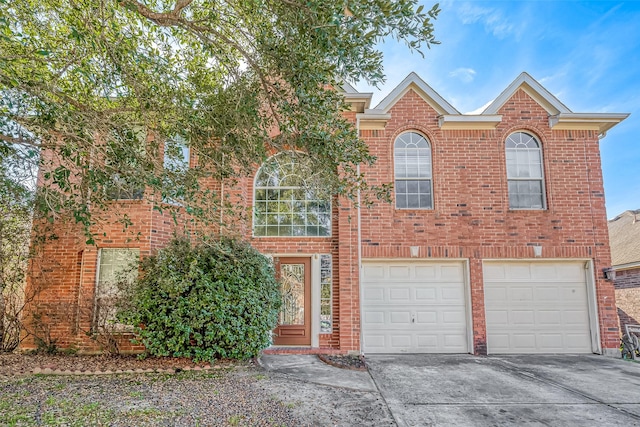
[{"xmin": 118, "ymin": 237, "xmax": 281, "ymax": 361}]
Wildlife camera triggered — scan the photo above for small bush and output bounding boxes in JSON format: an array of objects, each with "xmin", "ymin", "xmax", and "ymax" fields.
[{"xmin": 118, "ymin": 237, "xmax": 281, "ymax": 361}]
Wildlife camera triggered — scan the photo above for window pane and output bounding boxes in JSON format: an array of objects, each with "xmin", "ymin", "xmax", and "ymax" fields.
[
  {"xmin": 407, "ymin": 194, "xmax": 420, "ymax": 209},
  {"xmin": 506, "ymin": 132, "xmax": 545, "ymax": 209},
  {"xmin": 253, "ymin": 152, "xmax": 331, "ymax": 236},
  {"xmin": 508, "ymin": 180, "xmax": 543, "ymax": 209},
  {"xmin": 394, "ymin": 133, "xmax": 432, "ymax": 209},
  {"xmin": 396, "ymin": 194, "xmax": 408, "ymax": 209}
]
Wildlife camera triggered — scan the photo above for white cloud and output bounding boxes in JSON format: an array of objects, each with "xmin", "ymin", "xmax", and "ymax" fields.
[
  {"xmin": 449, "ymin": 67, "xmax": 476, "ymax": 83},
  {"xmin": 457, "ymin": 2, "xmax": 518, "ymax": 39}
]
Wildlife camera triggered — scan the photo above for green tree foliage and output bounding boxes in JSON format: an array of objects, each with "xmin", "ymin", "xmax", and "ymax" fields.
[
  {"xmin": 117, "ymin": 238, "xmax": 281, "ymax": 361},
  {"xmin": 0, "ymin": 0, "xmax": 440, "ymax": 238}
]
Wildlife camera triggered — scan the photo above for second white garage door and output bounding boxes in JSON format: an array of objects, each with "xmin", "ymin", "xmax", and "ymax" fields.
[
  {"xmin": 361, "ymin": 261, "xmax": 469, "ymax": 353},
  {"xmin": 484, "ymin": 261, "xmax": 593, "ymax": 354}
]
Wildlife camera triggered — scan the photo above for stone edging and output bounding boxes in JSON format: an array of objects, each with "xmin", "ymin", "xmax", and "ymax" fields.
[{"xmin": 24, "ymin": 365, "xmax": 220, "ymax": 376}]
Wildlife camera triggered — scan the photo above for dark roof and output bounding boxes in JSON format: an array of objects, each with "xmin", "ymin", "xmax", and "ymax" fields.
[{"xmin": 608, "ymin": 210, "xmax": 640, "ymax": 267}]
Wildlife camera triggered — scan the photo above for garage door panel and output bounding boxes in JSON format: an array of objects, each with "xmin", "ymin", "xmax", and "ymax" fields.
[
  {"xmin": 511, "ymin": 287, "xmax": 534, "ymax": 301},
  {"xmin": 415, "ymin": 288, "xmax": 437, "ymax": 301},
  {"xmin": 414, "ymin": 266, "xmax": 436, "ymax": 279},
  {"xmin": 486, "ymin": 309, "xmax": 508, "ymax": 324},
  {"xmin": 510, "ymin": 310, "xmax": 535, "ymax": 325},
  {"xmin": 441, "ymin": 286, "xmax": 465, "ymax": 301},
  {"xmin": 442, "ymin": 310, "xmax": 467, "ymax": 325},
  {"xmin": 389, "ymin": 266, "xmax": 410, "ymax": 279},
  {"xmin": 416, "ymin": 311, "xmax": 437, "ymax": 324},
  {"xmin": 362, "ymin": 261, "xmax": 468, "ymax": 354},
  {"xmin": 389, "ymin": 288, "xmax": 411, "ymax": 301},
  {"xmin": 485, "ymin": 286, "xmax": 508, "ymax": 302},
  {"xmin": 363, "ymin": 287, "xmax": 384, "ymax": 302},
  {"xmin": 538, "ymin": 310, "xmax": 562, "ymax": 324},
  {"xmin": 390, "ymin": 311, "xmax": 411, "ymax": 324},
  {"xmin": 441, "ymin": 265, "xmax": 464, "ymax": 281},
  {"xmin": 484, "ymin": 261, "xmax": 592, "ymax": 354}
]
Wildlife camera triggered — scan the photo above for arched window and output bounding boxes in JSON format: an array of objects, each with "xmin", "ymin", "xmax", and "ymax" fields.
[
  {"xmin": 394, "ymin": 132, "xmax": 433, "ymax": 209},
  {"xmin": 505, "ymin": 131, "xmax": 546, "ymax": 209},
  {"xmin": 253, "ymin": 152, "xmax": 331, "ymax": 237}
]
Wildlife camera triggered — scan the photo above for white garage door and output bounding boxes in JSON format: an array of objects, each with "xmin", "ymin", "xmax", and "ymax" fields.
[
  {"xmin": 484, "ymin": 261, "xmax": 593, "ymax": 354},
  {"xmin": 361, "ymin": 261, "xmax": 469, "ymax": 353}
]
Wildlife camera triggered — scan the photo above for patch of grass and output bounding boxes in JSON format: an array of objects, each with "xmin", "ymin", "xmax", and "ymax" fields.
[
  {"xmin": 129, "ymin": 391, "xmax": 144, "ymax": 399},
  {"xmin": 228, "ymin": 414, "xmax": 246, "ymax": 426},
  {"xmin": 0, "ymin": 393, "xmax": 37, "ymax": 426},
  {"xmin": 41, "ymin": 398, "xmax": 115, "ymax": 426}
]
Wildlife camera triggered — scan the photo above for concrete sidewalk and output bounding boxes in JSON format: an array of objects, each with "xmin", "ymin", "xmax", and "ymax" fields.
[{"xmin": 259, "ymin": 354, "xmax": 377, "ymax": 392}]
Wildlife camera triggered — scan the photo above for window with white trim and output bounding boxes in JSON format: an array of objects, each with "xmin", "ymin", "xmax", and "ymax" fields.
[
  {"xmin": 505, "ymin": 132, "xmax": 546, "ymax": 209},
  {"xmin": 106, "ymin": 127, "xmax": 146, "ymax": 200},
  {"xmin": 94, "ymin": 248, "xmax": 139, "ymax": 330},
  {"xmin": 163, "ymin": 136, "xmax": 190, "ymax": 204},
  {"xmin": 253, "ymin": 152, "xmax": 331, "ymax": 237},
  {"xmin": 163, "ymin": 136, "xmax": 190, "ymax": 171},
  {"xmin": 320, "ymin": 254, "xmax": 332, "ymax": 333},
  {"xmin": 394, "ymin": 132, "xmax": 433, "ymax": 209}
]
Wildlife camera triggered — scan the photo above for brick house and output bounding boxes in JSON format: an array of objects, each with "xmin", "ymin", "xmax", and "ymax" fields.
[
  {"xmin": 24, "ymin": 72, "xmax": 628, "ymax": 356},
  {"xmin": 608, "ymin": 210, "xmax": 640, "ymax": 332}
]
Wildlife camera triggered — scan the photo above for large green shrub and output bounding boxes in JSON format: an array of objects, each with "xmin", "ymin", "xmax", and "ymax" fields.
[{"xmin": 118, "ymin": 237, "xmax": 281, "ymax": 361}]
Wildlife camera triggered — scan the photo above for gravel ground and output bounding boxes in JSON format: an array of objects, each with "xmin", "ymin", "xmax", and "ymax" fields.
[{"xmin": 0, "ymin": 353, "xmax": 394, "ymax": 426}]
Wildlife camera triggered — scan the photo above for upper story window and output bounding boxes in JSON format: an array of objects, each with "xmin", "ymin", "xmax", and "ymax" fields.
[
  {"xmin": 394, "ymin": 132, "xmax": 433, "ymax": 209},
  {"xmin": 163, "ymin": 136, "xmax": 190, "ymax": 171},
  {"xmin": 162, "ymin": 136, "xmax": 190, "ymax": 205},
  {"xmin": 106, "ymin": 127, "xmax": 146, "ymax": 200},
  {"xmin": 505, "ymin": 131, "xmax": 546, "ymax": 209},
  {"xmin": 253, "ymin": 152, "xmax": 331, "ymax": 237}
]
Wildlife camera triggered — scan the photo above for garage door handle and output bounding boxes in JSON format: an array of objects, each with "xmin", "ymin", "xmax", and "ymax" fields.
[{"xmin": 411, "ymin": 314, "xmax": 416, "ymax": 323}]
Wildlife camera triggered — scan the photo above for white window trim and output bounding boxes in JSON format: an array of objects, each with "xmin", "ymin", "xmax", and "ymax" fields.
[
  {"xmin": 252, "ymin": 152, "xmax": 332, "ymax": 238},
  {"xmin": 393, "ymin": 131, "xmax": 434, "ymax": 210},
  {"xmin": 93, "ymin": 248, "xmax": 140, "ymax": 333},
  {"xmin": 505, "ymin": 131, "xmax": 547, "ymax": 210}
]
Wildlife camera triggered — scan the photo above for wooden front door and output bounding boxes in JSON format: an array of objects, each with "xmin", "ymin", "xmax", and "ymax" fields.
[{"xmin": 273, "ymin": 257, "xmax": 311, "ymax": 346}]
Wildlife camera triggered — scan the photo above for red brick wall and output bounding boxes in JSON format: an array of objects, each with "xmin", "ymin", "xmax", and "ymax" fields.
[
  {"xmin": 24, "ymin": 86, "xmax": 618, "ymax": 356},
  {"xmin": 358, "ymin": 88, "xmax": 617, "ymax": 354}
]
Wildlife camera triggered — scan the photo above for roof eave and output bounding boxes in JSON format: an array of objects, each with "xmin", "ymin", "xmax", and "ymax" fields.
[{"xmin": 549, "ymin": 113, "xmax": 630, "ymax": 136}]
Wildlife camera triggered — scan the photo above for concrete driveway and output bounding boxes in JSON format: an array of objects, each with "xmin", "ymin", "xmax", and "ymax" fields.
[{"xmin": 366, "ymin": 354, "xmax": 640, "ymax": 426}]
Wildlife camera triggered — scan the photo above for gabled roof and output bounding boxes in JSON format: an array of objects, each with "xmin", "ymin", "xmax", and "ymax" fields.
[
  {"xmin": 483, "ymin": 72, "xmax": 571, "ymax": 115},
  {"xmin": 340, "ymin": 81, "xmax": 373, "ymax": 113},
  {"xmin": 374, "ymin": 72, "xmax": 460, "ymax": 115},
  {"xmin": 609, "ymin": 210, "xmax": 640, "ymax": 268},
  {"xmin": 483, "ymin": 72, "xmax": 629, "ymax": 135},
  {"xmin": 351, "ymin": 71, "xmax": 628, "ymax": 134}
]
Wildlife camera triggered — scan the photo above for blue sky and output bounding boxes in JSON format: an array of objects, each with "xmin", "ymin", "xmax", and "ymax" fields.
[{"xmin": 355, "ymin": 0, "xmax": 639, "ymax": 219}]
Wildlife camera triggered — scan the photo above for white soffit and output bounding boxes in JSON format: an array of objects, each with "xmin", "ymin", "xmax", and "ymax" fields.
[
  {"xmin": 340, "ymin": 81, "xmax": 373, "ymax": 113},
  {"xmin": 549, "ymin": 113, "xmax": 629, "ymax": 135},
  {"xmin": 375, "ymin": 72, "xmax": 460, "ymax": 115}
]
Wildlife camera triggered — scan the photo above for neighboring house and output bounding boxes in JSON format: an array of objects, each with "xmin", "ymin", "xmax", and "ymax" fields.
[
  {"xmin": 24, "ymin": 72, "xmax": 628, "ymax": 357},
  {"xmin": 608, "ymin": 210, "xmax": 640, "ymax": 332}
]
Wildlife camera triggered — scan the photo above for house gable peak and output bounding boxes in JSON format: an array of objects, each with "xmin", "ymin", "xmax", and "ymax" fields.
[
  {"xmin": 374, "ymin": 72, "xmax": 460, "ymax": 115},
  {"xmin": 483, "ymin": 72, "xmax": 572, "ymax": 116}
]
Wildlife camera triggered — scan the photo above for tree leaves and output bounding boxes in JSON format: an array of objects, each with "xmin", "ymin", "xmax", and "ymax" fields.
[{"xmin": 0, "ymin": 0, "xmax": 440, "ymax": 237}]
